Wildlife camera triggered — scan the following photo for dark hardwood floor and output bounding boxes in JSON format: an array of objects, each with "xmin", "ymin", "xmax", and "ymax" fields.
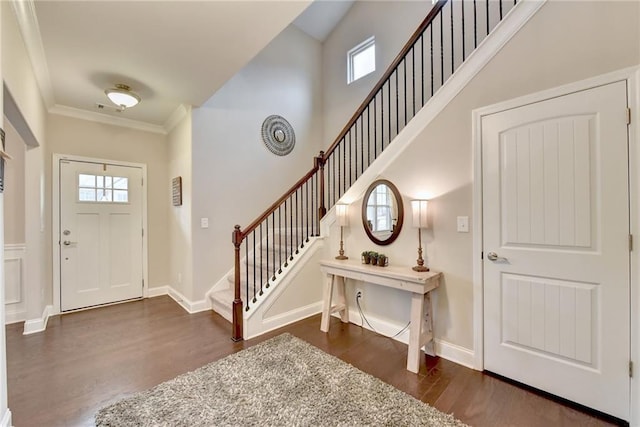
[{"xmin": 6, "ymin": 296, "xmax": 617, "ymax": 426}]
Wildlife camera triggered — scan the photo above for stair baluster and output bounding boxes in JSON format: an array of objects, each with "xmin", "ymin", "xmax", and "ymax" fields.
[{"xmin": 226, "ymin": 0, "xmax": 518, "ymax": 340}]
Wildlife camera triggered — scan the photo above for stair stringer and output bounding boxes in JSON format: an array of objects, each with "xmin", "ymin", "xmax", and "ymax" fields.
[
  {"xmin": 208, "ymin": 0, "xmax": 545, "ymax": 336},
  {"xmin": 244, "ymin": 236, "xmax": 325, "ymax": 339}
]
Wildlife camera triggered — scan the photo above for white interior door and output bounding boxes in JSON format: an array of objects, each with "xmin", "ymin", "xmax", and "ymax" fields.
[
  {"xmin": 60, "ymin": 159, "xmax": 143, "ymax": 311},
  {"xmin": 482, "ymin": 81, "xmax": 630, "ymax": 419}
]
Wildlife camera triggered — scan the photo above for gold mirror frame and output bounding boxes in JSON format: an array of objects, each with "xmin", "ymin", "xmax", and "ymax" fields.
[{"xmin": 361, "ymin": 179, "xmax": 404, "ymax": 246}]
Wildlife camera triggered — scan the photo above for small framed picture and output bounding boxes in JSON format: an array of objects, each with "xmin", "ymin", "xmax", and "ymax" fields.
[{"xmin": 172, "ymin": 176, "xmax": 182, "ymax": 206}]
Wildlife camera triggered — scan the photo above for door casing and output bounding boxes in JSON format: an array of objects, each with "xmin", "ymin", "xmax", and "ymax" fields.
[
  {"xmin": 472, "ymin": 66, "xmax": 640, "ymax": 424},
  {"xmin": 52, "ymin": 154, "xmax": 149, "ymax": 314}
]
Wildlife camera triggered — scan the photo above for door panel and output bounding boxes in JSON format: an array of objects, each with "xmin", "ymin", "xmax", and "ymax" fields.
[
  {"xmin": 482, "ymin": 81, "xmax": 629, "ymax": 419},
  {"xmin": 60, "ymin": 160, "xmax": 143, "ymax": 311}
]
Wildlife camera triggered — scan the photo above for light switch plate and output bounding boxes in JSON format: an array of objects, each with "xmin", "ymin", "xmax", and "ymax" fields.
[
  {"xmin": 457, "ymin": 216, "xmax": 469, "ymax": 232},
  {"xmin": 201, "ymin": 218, "xmax": 209, "ymax": 229}
]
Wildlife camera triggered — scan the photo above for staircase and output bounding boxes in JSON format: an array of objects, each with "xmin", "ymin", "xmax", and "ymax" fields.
[
  {"xmin": 210, "ymin": 0, "xmax": 523, "ymax": 340},
  {"xmin": 210, "ymin": 229, "xmax": 305, "ymax": 322}
]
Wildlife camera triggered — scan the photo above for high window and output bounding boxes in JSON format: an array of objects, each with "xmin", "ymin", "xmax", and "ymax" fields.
[{"xmin": 347, "ymin": 36, "xmax": 375, "ymax": 84}]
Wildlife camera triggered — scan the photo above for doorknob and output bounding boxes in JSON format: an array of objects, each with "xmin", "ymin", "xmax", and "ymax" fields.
[
  {"xmin": 487, "ymin": 252, "xmax": 504, "ymax": 261},
  {"xmin": 63, "ymin": 240, "xmax": 77, "ymax": 246}
]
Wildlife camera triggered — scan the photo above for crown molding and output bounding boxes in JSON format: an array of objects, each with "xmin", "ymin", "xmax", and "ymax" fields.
[
  {"xmin": 49, "ymin": 104, "xmax": 167, "ymax": 135},
  {"xmin": 164, "ymin": 104, "xmax": 190, "ymax": 133},
  {"xmin": 12, "ymin": 0, "xmax": 183, "ymax": 136},
  {"xmin": 11, "ymin": 0, "xmax": 55, "ymax": 109}
]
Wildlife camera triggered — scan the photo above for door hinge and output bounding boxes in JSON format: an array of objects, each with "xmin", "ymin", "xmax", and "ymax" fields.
[
  {"xmin": 142, "ymin": 279, "xmax": 145, "ymax": 288},
  {"xmin": 626, "ymin": 108, "xmax": 631, "ymax": 125},
  {"xmin": 481, "ymin": 251, "xmax": 484, "ymax": 260},
  {"xmin": 142, "ymin": 228, "xmax": 144, "ymax": 237},
  {"xmin": 630, "ymin": 361, "xmax": 634, "ymax": 378},
  {"xmin": 630, "ymin": 234, "xmax": 633, "ymax": 252}
]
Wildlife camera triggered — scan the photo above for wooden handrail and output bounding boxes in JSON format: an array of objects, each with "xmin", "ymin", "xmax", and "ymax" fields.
[
  {"xmin": 231, "ymin": 0, "xmax": 516, "ymax": 341},
  {"xmin": 237, "ymin": 0, "xmax": 448, "ymax": 240},
  {"xmin": 240, "ymin": 163, "xmax": 320, "ymax": 239},
  {"xmin": 322, "ymin": 0, "xmax": 448, "ymax": 161}
]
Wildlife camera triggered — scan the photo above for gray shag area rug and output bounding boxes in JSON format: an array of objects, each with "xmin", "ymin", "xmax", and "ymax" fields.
[{"xmin": 95, "ymin": 333, "xmax": 467, "ymax": 426}]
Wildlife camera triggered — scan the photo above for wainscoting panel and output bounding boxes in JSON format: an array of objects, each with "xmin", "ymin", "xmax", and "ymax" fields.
[{"xmin": 5, "ymin": 244, "xmax": 27, "ymax": 324}]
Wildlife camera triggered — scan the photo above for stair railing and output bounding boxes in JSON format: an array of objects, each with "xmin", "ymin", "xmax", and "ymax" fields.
[{"xmin": 232, "ymin": 0, "xmax": 517, "ymax": 341}]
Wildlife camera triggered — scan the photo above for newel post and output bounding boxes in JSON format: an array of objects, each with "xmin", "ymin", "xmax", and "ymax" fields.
[
  {"xmin": 315, "ymin": 151, "xmax": 326, "ymax": 221},
  {"xmin": 231, "ymin": 225, "xmax": 243, "ymax": 342}
]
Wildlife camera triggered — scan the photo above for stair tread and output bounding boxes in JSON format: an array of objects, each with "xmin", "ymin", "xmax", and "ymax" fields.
[{"xmin": 211, "ymin": 288, "xmax": 234, "ymax": 300}]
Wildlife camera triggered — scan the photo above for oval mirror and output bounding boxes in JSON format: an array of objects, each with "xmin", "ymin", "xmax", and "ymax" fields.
[{"xmin": 361, "ymin": 179, "xmax": 404, "ymax": 246}]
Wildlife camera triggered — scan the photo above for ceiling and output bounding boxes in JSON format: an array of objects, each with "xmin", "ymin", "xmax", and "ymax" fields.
[{"xmin": 11, "ymin": 0, "xmax": 352, "ymax": 134}]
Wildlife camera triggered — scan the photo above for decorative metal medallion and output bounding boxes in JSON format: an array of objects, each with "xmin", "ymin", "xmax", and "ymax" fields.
[{"xmin": 261, "ymin": 115, "xmax": 295, "ymax": 156}]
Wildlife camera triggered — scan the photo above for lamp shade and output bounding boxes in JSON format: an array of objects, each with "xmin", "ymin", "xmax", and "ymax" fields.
[
  {"xmin": 411, "ymin": 200, "xmax": 429, "ymax": 228},
  {"xmin": 105, "ymin": 84, "xmax": 140, "ymax": 109},
  {"xmin": 336, "ymin": 204, "xmax": 349, "ymax": 227}
]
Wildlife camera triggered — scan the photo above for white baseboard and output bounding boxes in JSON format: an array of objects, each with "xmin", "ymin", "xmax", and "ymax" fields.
[
  {"xmin": 433, "ymin": 338, "xmax": 476, "ymax": 369},
  {"xmin": 147, "ymin": 286, "xmax": 169, "ymax": 298},
  {"xmin": 246, "ymin": 301, "xmax": 323, "ymax": 340},
  {"xmin": 167, "ymin": 286, "xmax": 210, "ymax": 314},
  {"xmin": 5, "ymin": 310, "xmax": 26, "ymax": 324},
  {"xmin": 336, "ymin": 308, "xmax": 475, "ymax": 369},
  {"xmin": 0, "ymin": 408, "xmax": 12, "ymax": 427},
  {"xmin": 23, "ymin": 304, "xmax": 53, "ymax": 335}
]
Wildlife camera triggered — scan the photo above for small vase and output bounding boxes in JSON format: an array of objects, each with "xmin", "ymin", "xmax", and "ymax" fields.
[{"xmin": 362, "ymin": 255, "xmax": 370, "ymax": 264}]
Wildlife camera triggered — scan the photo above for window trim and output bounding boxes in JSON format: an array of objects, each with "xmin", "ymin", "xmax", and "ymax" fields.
[{"xmin": 347, "ymin": 36, "xmax": 376, "ymax": 84}]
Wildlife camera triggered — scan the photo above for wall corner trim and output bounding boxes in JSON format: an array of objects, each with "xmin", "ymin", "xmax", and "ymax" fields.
[
  {"xmin": 167, "ymin": 286, "xmax": 210, "ymax": 314},
  {"xmin": 23, "ymin": 305, "xmax": 53, "ymax": 335}
]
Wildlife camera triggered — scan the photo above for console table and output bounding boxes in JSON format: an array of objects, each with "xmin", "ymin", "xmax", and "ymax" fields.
[{"xmin": 319, "ymin": 259, "xmax": 442, "ymax": 373}]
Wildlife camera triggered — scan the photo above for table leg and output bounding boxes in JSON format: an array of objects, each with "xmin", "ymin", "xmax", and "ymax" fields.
[
  {"xmin": 320, "ymin": 273, "xmax": 335, "ymax": 332},
  {"xmin": 335, "ymin": 276, "xmax": 349, "ymax": 324},
  {"xmin": 424, "ymin": 292, "xmax": 435, "ymax": 356},
  {"xmin": 407, "ymin": 292, "xmax": 426, "ymax": 373}
]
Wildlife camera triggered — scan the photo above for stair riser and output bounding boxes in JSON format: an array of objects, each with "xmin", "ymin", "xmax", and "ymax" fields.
[{"xmin": 210, "ymin": 297, "xmax": 232, "ymax": 323}]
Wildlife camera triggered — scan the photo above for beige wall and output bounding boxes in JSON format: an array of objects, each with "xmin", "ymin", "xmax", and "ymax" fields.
[
  {"xmin": 3, "ymin": 118, "xmax": 25, "ymax": 244},
  {"xmin": 47, "ymin": 114, "xmax": 170, "ymax": 288},
  {"xmin": 322, "ymin": 0, "xmax": 434, "ymax": 147},
  {"xmin": 167, "ymin": 109, "xmax": 193, "ymax": 297},
  {"xmin": 2, "ymin": 0, "xmax": 51, "ymax": 321},
  {"xmin": 324, "ymin": 0, "xmax": 640, "ymax": 350},
  {"xmin": 190, "ymin": 25, "xmax": 324, "ymax": 300}
]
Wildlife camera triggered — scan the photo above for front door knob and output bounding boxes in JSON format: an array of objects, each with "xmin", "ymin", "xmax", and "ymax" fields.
[{"xmin": 487, "ymin": 252, "xmax": 500, "ymax": 261}]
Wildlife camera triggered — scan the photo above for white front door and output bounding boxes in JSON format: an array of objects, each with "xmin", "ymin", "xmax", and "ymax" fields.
[
  {"xmin": 59, "ymin": 159, "xmax": 143, "ymax": 311},
  {"xmin": 482, "ymin": 81, "xmax": 630, "ymax": 419}
]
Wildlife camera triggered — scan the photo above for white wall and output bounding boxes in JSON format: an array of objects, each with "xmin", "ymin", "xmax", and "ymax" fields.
[
  {"xmin": 322, "ymin": 1, "xmax": 433, "ymax": 146},
  {"xmin": 2, "ymin": 0, "xmax": 50, "ymax": 325},
  {"xmin": 0, "ymin": 1, "xmax": 7, "ymax": 422},
  {"xmin": 191, "ymin": 25, "xmax": 323, "ymax": 301},
  {"xmin": 47, "ymin": 114, "xmax": 170, "ymax": 290},
  {"xmin": 326, "ymin": 0, "xmax": 640, "ymax": 351},
  {"xmin": 167, "ymin": 109, "xmax": 193, "ymax": 297},
  {"xmin": 3, "ymin": 118, "xmax": 24, "ymax": 245}
]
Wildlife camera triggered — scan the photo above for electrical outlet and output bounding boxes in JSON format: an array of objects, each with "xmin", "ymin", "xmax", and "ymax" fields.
[{"xmin": 356, "ymin": 288, "xmax": 364, "ymax": 300}]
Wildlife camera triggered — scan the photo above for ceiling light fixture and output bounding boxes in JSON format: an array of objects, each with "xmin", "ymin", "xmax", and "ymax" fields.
[{"xmin": 104, "ymin": 84, "xmax": 140, "ymax": 109}]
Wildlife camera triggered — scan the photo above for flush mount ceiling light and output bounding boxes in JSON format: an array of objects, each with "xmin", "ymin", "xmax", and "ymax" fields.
[{"xmin": 104, "ymin": 84, "xmax": 140, "ymax": 109}]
